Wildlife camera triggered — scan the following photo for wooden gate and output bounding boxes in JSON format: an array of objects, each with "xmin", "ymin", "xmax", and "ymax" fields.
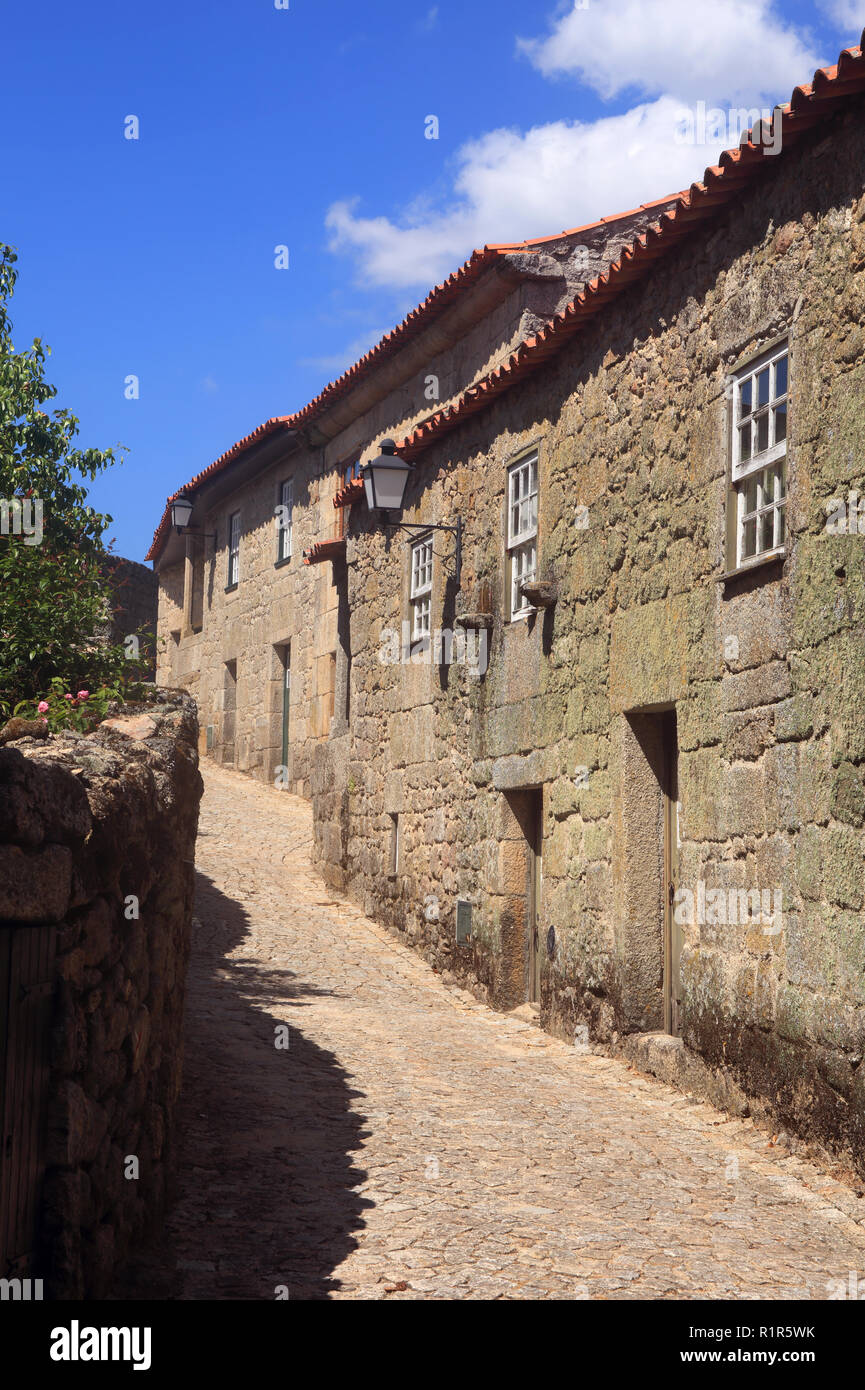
[{"xmin": 0, "ymin": 924, "xmax": 57, "ymax": 1278}]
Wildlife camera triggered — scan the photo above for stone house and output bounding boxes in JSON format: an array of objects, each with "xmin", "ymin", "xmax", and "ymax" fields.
[
  {"xmin": 147, "ymin": 203, "xmax": 675, "ymax": 793},
  {"xmin": 150, "ymin": 37, "xmax": 865, "ymax": 1172}
]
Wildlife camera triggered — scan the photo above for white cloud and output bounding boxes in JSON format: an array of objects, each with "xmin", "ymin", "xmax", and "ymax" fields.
[
  {"xmin": 518, "ymin": 0, "xmax": 820, "ymax": 105},
  {"xmin": 201, "ymin": 375, "xmax": 219, "ymax": 394},
  {"xmin": 325, "ymin": 1, "xmax": 824, "ymax": 291},
  {"xmin": 298, "ymin": 326, "xmax": 393, "ymax": 375},
  {"xmin": 328, "ymin": 97, "xmax": 756, "ymax": 290},
  {"xmin": 418, "ymin": 5, "xmax": 439, "ymax": 31},
  {"xmin": 819, "ymin": 0, "xmax": 864, "ymax": 33}
]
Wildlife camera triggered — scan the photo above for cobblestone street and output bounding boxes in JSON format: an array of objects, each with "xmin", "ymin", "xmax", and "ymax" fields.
[{"xmin": 130, "ymin": 763, "xmax": 865, "ymax": 1301}]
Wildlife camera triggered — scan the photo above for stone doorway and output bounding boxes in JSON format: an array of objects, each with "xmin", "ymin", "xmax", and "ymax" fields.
[
  {"xmin": 222, "ymin": 660, "xmax": 237, "ymax": 766},
  {"xmin": 617, "ymin": 708, "xmax": 680, "ymax": 1035},
  {"xmin": 499, "ymin": 787, "xmax": 544, "ymax": 1008}
]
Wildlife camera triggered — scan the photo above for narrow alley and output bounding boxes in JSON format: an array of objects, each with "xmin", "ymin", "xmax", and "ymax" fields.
[{"xmin": 123, "ymin": 764, "xmax": 865, "ymax": 1301}]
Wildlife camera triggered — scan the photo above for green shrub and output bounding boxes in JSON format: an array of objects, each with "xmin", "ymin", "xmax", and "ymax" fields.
[{"xmin": 0, "ymin": 243, "xmax": 151, "ymax": 714}]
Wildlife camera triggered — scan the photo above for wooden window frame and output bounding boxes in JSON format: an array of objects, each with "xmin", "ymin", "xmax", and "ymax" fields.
[
  {"xmin": 336, "ymin": 459, "xmax": 361, "ymax": 539},
  {"xmin": 410, "ymin": 533, "xmax": 433, "ymax": 642},
  {"xmin": 507, "ymin": 451, "xmax": 539, "ymax": 620},
  {"xmin": 226, "ymin": 511, "xmax": 240, "ymax": 591},
  {"xmin": 276, "ymin": 479, "xmax": 293, "ymax": 566},
  {"xmin": 726, "ymin": 343, "xmax": 788, "ymax": 574}
]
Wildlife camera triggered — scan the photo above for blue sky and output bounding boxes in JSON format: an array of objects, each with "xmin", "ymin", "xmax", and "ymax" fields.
[{"xmin": 2, "ymin": 0, "xmax": 860, "ymax": 560}]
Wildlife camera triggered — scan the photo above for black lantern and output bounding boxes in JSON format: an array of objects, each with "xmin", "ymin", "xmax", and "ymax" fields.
[
  {"xmin": 169, "ymin": 494, "xmax": 216, "ymax": 550},
  {"xmin": 360, "ymin": 438, "xmax": 462, "ymax": 590},
  {"xmin": 170, "ymin": 495, "xmax": 194, "ymax": 532},
  {"xmin": 361, "ymin": 439, "xmax": 414, "ymax": 514}
]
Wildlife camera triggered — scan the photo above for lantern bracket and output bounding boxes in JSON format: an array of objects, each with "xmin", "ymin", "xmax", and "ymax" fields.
[{"xmin": 381, "ymin": 515, "xmax": 463, "ymax": 590}]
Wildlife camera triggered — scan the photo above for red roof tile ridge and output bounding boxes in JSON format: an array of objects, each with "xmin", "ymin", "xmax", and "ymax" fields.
[
  {"xmin": 150, "ymin": 31, "xmax": 865, "ymax": 560},
  {"xmin": 145, "ymin": 415, "xmax": 294, "ymax": 559},
  {"xmin": 396, "ymin": 32, "xmax": 865, "ymax": 461},
  {"xmin": 484, "ymin": 192, "xmax": 689, "ymax": 250}
]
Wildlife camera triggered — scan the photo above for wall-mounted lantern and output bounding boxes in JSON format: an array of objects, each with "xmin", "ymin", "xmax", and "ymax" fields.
[
  {"xmin": 360, "ymin": 439, "xmax": 462, "ymax": 588},
  {"xmin": 170, "ymin": 495, "xmax": 194, "ymax": 531},
  {"xmin": 171, "ymin": 495, "xmax": 216, "ymax": 550}
]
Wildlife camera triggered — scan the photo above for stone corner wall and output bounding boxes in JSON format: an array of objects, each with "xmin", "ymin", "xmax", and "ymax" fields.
[
  {"xmin": 0, "ymin": 688, "xmax": 202, "ymax": 1298},
  {"xmin": 312, "ymin": 733, "xmax": 351, "ymax": 890},
  {"xmin": 100, "ymin": 556, "xmax": 159, "ymax": 679}
]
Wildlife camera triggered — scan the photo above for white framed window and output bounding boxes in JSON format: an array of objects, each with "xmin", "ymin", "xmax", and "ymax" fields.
[
  {"xmin": 277, "ymin": 479, "xmax": 293, "ymax": 562},
  {"xmin": 507, "ymin": 451, "xmax": 538, "ymax": 618},
  {"xmin": 227, "ymin": 511, "xmax": 240, "ymax": 588},
  {"xmin": 738, "ymin": 461, "xmax": 786, "ymax": 562},
  {"xmin": 410, "ymin": 534, "xmax": 433, "ymax": 641},
  {"xmin": 730, "ymin": 344, "xmax": 788, "ymax": 568}
]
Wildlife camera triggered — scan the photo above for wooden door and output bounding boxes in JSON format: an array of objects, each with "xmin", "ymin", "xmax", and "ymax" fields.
[
  {"xmin": 281, "ymin": 646, "xmax": 291, "ymax": 769},
  {"xmin": 527, "ymin": 791, "xmax": 543, "ymax": 1004},
  {"xmin": 223, "ymin": 660, "xmax": 237, "ymax": 765},
  {"xmin": 662, "ymin": 714, "xmax": 681, "ymax": 1036}
]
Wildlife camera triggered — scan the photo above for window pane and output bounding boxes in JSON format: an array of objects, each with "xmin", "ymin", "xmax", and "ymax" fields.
[
  {"xmin": 743, "ymin": 474, "xmax": 759, "ymax": 514},
  {"xmin": 509, "ymin": 457, "xmax": 539, "ymax": 544},
  {"xmin": 411, "ymin": 540, "xmax": 432, "ymax": 595},
  {"xmin": 755, "ymin": 411, "xmax": 769, "ymax": 453},
  {"xmin": 773, "ymin": 400, "xmax": 787, "ymax": 444},
  {"xmin": 739, "ymin": 422, "xmax": 752, "ymax": 463},
  {"xmin": 742, "ymin": 518, "xmax": 757, "ymax": 559},
  {"xmin": 775, "ymin": 463, "xmax": 786, "ymax": 500},
  {"xmin": 738, "ymin": 378, "xmax": 752, "ymax": 418},
  {"xmin": 758, "ymin": 512, "xmax": 774, "ymax": 553},
  {"xmin": 757, "ymin": 367, "xmax": 770, "ymax": 408},
  {"xmin": 526, "ymin": 541, "xmax": 536, "ymax": 583},
  {"xmin": 777, "ymin": 504, "xmax": 786, "ymax": 545},
  {"xmin": 774, "ymin": 355, "xmax": 788, "ymax": 398}
]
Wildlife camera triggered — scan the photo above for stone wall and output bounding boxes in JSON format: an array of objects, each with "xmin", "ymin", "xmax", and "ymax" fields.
[
  {"xmin": 102, "ymin": 556, "xmax": 159, "ymax": 678},
  {"xmin": 316, "ymin": 101, "xmax": 865, "ymax": 1175},
  {"xmin": 0, "ymin": 690, "xmax": 202, "ymax": 1297},
  {"xmin": 155, "ymin": 446, "xmax": 339, "ymax": 795}
]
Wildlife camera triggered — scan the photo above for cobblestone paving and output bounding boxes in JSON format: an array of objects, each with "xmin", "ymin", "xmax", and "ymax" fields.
[{"xmin": 135, "ymin": 763, "xmax": 865, "ymax": 1300}]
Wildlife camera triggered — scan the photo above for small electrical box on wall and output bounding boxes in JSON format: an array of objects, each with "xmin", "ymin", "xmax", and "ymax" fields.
[{"xmin": 455, "ymin": 900, "xmax": 472, "ymax": 945}]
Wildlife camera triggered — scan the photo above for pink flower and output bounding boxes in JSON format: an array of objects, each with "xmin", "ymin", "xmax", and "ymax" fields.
[
  {"xmin": 77, "ymin": 690, "xmax": 89, "ymax": 700},
  {"xmin": 37, "ymin": 701, "xmax": 49, "ymax": 713},
  {"xmin": 64, "ymin": 694, "xmax": 73, "ymax": 701}
]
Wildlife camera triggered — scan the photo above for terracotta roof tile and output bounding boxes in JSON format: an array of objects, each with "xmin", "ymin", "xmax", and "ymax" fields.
[
  {"xmin": 397, "ymin": 33, "xmax": 865, "ymax": 462},
  {"xmin": 149, "ymin": 31, "xmax": 865, "ymax": 559},
  {"xmin": 303, "ymin": 537, "xmax": 347, "ymax": 565},
  {"xmin": 333, "ymin": 478, "xmax": 365, "ymax": 509},
  {"xmin": 145, "ymin": 417, "xmax": 293, "ymax": 560},
  {"xmin": 146, "ymin": 204, "xmax": 678, "ymax": 560}
]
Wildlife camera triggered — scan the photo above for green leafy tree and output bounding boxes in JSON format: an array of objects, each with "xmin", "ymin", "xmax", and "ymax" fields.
[{"xmin": 0, "ymin": 243, "xmax": 150, "ymax": 714}]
